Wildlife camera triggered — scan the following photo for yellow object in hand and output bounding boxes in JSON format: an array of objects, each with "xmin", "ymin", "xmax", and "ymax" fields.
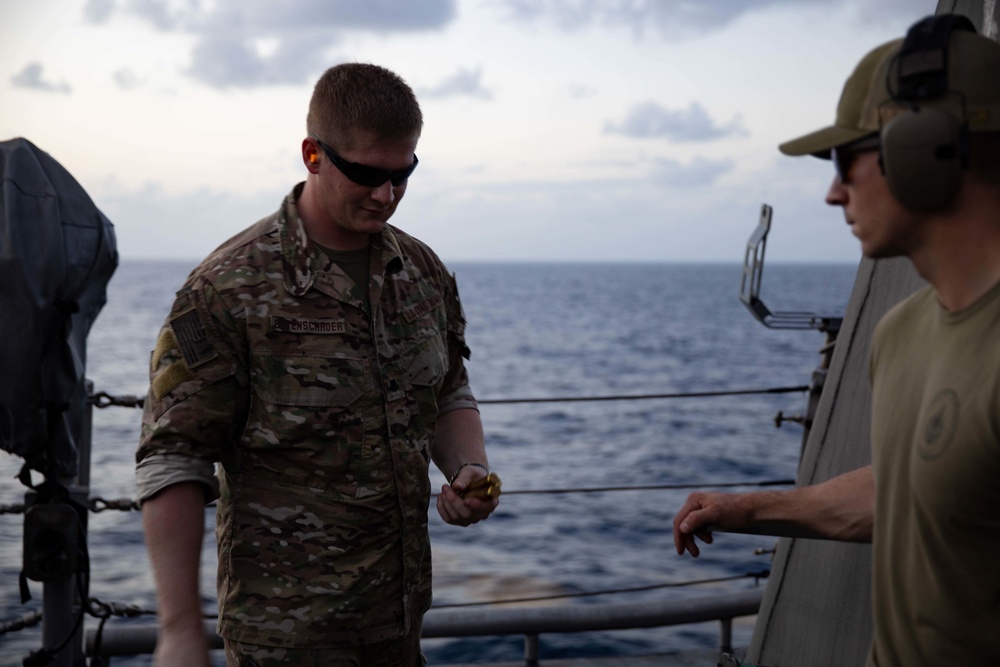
[{"xmin": 460, "ymin": 472, "xmax": 502, "ymax": 500}]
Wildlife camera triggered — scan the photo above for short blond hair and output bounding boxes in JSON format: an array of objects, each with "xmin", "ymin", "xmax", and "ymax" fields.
[{"xmin": 307, "ymin": 63, "xmax": 422, "ymax": 150}]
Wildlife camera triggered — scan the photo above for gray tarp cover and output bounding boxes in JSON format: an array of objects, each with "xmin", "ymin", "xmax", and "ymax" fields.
[{"xmin": 0, "ymin": 137, "xmax": 118, "ymax": 477}]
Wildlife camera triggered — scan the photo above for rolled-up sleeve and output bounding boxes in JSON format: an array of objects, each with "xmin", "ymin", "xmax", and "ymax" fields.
[{"xmin": 135, "ymin": 454, "xmax": 219, "ymax": 504}]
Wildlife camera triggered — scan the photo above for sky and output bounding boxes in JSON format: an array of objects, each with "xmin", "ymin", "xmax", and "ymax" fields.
[{"xmin": 1, "ymin": 0, "xmax": 941, "ymax": 264}]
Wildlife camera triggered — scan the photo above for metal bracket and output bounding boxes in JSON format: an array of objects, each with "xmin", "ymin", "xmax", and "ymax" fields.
[{"xmin": 739, "ymin": 204, "xmax": 843, "ymax": 335}]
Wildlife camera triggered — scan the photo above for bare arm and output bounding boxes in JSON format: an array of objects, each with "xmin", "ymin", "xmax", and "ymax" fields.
[
  {"xmin": 431, "ymin": 407, "xmax": 498, "ymax": 525},
  {"xmin": 673, "ymin": 465, "xmax": 874, "ymax": 557},
  {"xmin": 142, "ymin": 481, "xmax": 210, "ymax": 666}
]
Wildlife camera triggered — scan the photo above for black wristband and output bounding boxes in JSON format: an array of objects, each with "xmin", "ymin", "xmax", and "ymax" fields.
[{"xmin": 448, "ymin": 462, "xmax": 488, "ymax": 485}]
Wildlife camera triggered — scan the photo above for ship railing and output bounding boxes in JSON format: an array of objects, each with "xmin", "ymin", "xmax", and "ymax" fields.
[
  {"xmin": 82, "ymin": 589, "xmax": 764, "ymax": 665},
  {"xmin": 5, "ymin": 384, "xmax": 806, "ymax": 666}
]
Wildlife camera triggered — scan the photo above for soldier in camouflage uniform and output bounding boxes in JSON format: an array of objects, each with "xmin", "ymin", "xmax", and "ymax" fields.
[{"xmin": 136, "ymin": 63, "xmax": 498, "ymax": 667}]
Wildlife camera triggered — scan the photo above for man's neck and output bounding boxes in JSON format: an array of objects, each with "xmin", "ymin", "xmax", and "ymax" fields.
[{"xmin": 910, "ymin": 186, "xmax": 1000, "ymax": 311}]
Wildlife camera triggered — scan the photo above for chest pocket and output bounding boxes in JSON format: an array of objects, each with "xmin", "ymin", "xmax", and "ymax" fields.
[
  {"xmin": 244, "ymin": 352, "xmax": 368, "ymax": 487},
  {"xmin": 251, "ymin": 352, "xmax": 367, "ymax": 407}
]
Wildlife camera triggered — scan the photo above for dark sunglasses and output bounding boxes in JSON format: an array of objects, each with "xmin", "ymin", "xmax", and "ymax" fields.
[
  {"xmin": 313, "ymin": 137, "xmax": 418, "ymax": 187},
  {"xmin": 831, "ymin": 135, "xmax": 881, "ymax": 183}
]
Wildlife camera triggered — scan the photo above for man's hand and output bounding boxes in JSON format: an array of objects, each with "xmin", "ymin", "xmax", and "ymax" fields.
[
  {"xmin": 672, "ymin": 491, "xmax": 751, "ymax": 557},
  {"xmin": 437, "ymin": 466, "xmax": 499, "ymax": 526}
]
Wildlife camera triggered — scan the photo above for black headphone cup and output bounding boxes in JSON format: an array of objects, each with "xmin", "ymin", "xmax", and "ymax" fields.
[
  {"xmin": 881, "ymin": 107, "xmax": 965, "ymax": 211},
  {"xmin": 879, "ymin": 14, "xmax": 977, "ymax": 211}
]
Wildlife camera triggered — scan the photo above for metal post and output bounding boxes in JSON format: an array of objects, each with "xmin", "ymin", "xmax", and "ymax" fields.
[
  {"xmin": 41, "ymin": 577, "xmax": 82, "ymax": 666},
  {"xmin": 524, "ymin": 633, "xmax": 539, "ymax": 666},
  {"xmin": 719, "ymin": 617, "xmax": 733, "ymax": 655},
  {"xmin": 39, "ymin": 383, "xmax": 94, "ymax": 667}
]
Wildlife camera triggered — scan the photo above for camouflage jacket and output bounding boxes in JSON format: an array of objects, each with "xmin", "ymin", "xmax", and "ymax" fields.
[{"xmin": 136, "ymin": 184, "xmax": 477, "ymax": 647}]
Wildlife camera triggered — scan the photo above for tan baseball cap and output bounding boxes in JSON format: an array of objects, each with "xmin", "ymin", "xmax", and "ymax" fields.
[{"xmin": 779, "ymin": 27, "xmax": 1000, "ymax": 158}]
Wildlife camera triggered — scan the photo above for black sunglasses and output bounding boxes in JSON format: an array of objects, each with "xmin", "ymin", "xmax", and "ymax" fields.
[
  {"xmin": 313, "ymin": 137, "xmax": 418, "ymax": 188},
  {"xmin": 831, "ymin": 135, "xmax": 881, "ymax": 183}
]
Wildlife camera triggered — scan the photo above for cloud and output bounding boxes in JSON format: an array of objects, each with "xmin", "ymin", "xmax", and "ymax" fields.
[
  {"xmin": 10, "ymin": 63, "xmax": 72, "ymax": 94},
  {"xmin": 495, "ymin": 0, "xmax": 830, "ymax": 38},
  {"xmin": 605, "ymin": 101, "xmax": 746, "ymax": 142},
  {"xmin": 185, "ymin": 34, "xmax": 329, "ymax": 88},
  {"xmin": 568, "ymin": 83, "xmax": 598, "ymax": 98},
  {"xmin": 129, "ymin": 0, "xmax": 187, "ymax": 30},
  {"xmin": 86, "ymin": 0, "xmax": 458, "ymax": 89},
  {"xmin": 418, "ymin": 68, "xmax": 493, "ymax": 100},
  {"xmin": 113, "ymin": 68, "xmax": 143, "ymax": 90},
  {"xmin": 196, "ymin": 0, "xmax": 457, "ymax": 33},
  {"xmin": 648, "ymin": 155, "xmax": 734, "ymax": 188},
  {"xmin": 83, "ymin": 0, "xmax": 116, "ymax": 24},
  {"xmin": 493, "ymin": 0, "xmax": 919, "ymax": 39}
]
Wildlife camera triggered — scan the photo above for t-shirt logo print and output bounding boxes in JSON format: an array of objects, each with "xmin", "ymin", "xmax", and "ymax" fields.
[{"xmin": 918, "ymin": 389, "xmax": 959, "ymax": 460}]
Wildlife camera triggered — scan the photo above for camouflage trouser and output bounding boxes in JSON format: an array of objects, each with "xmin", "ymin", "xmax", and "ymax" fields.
[{"xmin": 223, "ymin": 626, "xmax": 425, "ymax": 667}]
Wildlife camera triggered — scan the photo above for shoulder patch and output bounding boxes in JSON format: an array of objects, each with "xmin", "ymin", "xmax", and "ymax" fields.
[
  {"xmin": 151, "ymin": 328, "xmax": 198, "ymax": 398},
  {"xmin": 152, "ymin": 359, "xmax": 198, "ymax": 399},
  {"xmin": 169, "ymin": 309, "xmax": 218, "ymax": 368}
]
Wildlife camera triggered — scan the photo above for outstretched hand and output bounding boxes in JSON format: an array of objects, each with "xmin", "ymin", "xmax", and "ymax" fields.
[{"xmin": 672, "ymin": 491, "xmax": 751, "ymax": 557}]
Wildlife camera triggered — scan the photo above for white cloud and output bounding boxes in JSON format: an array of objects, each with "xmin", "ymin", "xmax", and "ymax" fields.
[
  {"xmin": 10, "ymin": 63, "xmax": 72, "ymax": 94},
  {"xmin": 419, "ymin": 68, "xmax": 493, "ymax": 100},
  {"xmin": 495, "ymin": 0, "xmax": 831, "ymax": 38},
  {"xmin": 83, "ymin": 0, "xmax": 116, "ymax": 24},
  {"xmin": 605, "ymin": 101, "xmax": 746, "ymax": 142},
  {"xmin": 568, "ymin": 83, "xmax": 598, "ymax": 98},
  {"xmin": 185, "ymin": 34, "xmax": 331, "ymax": 89},
  {"xmin": 92, "ymin": 0, "xmax": 460, "ymax": 89},
  {"xmin": 112, "ymin": 68, "xmax": 143, "ymax": 90},
  {"xmin": 495, "ymin": 0, "xmax": 924, "ymax": 38}
]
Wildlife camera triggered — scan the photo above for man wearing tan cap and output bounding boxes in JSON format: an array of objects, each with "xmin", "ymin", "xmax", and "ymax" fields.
[{"xmin": 673, "ymin": 14, "xmax": 1000, "ymax": 665}]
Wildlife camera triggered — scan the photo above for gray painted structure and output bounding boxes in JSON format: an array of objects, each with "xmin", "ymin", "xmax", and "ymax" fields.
[{"xmin": 746, "ymin": 1, "xmax": 998, "ymax": 664}]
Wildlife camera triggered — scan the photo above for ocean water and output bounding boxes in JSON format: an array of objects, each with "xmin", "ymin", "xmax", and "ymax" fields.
[{"xmin": 0, "ymin": 260, "xmax": 858, "ymax": 665}]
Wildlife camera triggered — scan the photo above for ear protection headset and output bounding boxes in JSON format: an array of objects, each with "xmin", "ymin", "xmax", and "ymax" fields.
[{"xmin": 880, "ymin": 14, "xmax": 976, "ymax": 211}]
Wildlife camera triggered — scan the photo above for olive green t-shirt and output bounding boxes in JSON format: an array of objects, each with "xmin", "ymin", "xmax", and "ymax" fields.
[
  {"xmin": 867, "ymin": 280, "xmax": 1000, "ymax": 666},
  {"xmin": 317, "ymin": 243, "xmax": 371, "ymax": 314}
]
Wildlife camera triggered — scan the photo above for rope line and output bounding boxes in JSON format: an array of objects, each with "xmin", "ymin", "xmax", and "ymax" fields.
[
  {"xmin": 477, "ymin": 386, "xmax": 808, "ymax": 405},
  {"xmin": 89, "ymin": 385, "xmax": 809, "ymax": 410},
  {"xmin": 431, "ymin": 570, "xmax": 771, "ymax": 609},
  {"xmin": 0, "ymin": 610, "xmax": 43, "ymax": 635},
  {"xmin": 0, "ymin": 479, "xmax": 796, "ymax": 515},
  {"xmin": 483, "ymin": 479, "xmax": 795, "ymax": 496}
]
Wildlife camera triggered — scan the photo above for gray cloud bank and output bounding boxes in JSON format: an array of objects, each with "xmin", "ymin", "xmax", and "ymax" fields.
[
  {"xmin": 83, "ymin": 0, "xmax": 458, "ymax": 88},
  {"xmin": 79, "ymin": 0, "xmax": 919, "ymax": 92}
]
